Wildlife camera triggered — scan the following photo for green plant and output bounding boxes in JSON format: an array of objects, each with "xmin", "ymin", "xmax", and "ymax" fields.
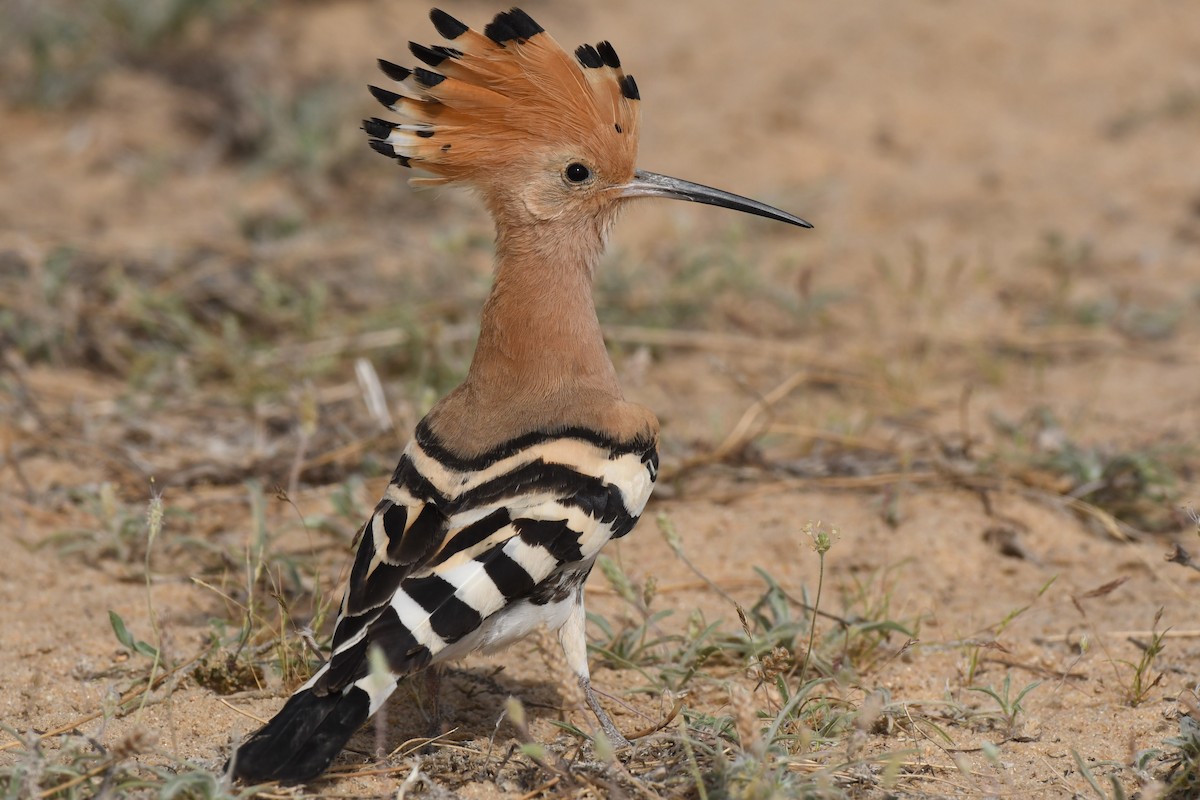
[
  {"xmin": 1072, "ymin": 748, "xmax": 1130, "ymax": 800},
  {"xmin": 798, "ymin": 521, "xmax": 834, "ymax": 684},
  {"xmin": 0, "ymin": 722, "xmax": 260, "ymax": 799},
  {"xmin": 968, "ymin": 673, "xmax": 1041, "ymax": 738},
  {"xmin": 988, "ymin": 406, "xmax": 1194, "ymax": 532},
  {"xmin": 1158, "ymin": 711, "xmax": 1200, "ymax": 798},
  {"xmin": 108, "ymin": 611, "xmax": 159, "ymax": 661},
  {"xmin": 672, "ymin": 527, "xmax": 914, "ymax": 799},
  {"xmin": 961, "ymin": 575, "xmax": 1056, "ymax": 684},
  {"xmin": 1120, "ymin": 608, "xmax": 1168, "ymax": 707},
  {"xmin": 40, "ymin": 483, "xmax": 155, "ymax": 564}
]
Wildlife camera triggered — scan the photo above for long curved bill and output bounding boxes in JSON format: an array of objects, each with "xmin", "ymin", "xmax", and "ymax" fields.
[{"xmin": 618, "ymin": 169, "xmax": 813, "ymax": 228}]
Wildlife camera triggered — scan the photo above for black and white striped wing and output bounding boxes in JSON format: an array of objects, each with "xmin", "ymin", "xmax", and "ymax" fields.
[{"xmin": 310, "ymin": 426, "xmax": 658, "ymax": 697}]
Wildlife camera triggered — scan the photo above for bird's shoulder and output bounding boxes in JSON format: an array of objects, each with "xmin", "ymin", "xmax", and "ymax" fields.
[
  {"xmin": 422, "ymin": 379, "xmax": 659, "ymax": 461},
  {"xmin": 344, "ymin": 415, "xmax": 658, "ymax": 613}
]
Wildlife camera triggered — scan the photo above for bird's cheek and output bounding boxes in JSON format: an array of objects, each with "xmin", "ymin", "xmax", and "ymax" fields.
[{"xmin": 519, "ymin": 188, "xmax": 569, "ymax": 222}]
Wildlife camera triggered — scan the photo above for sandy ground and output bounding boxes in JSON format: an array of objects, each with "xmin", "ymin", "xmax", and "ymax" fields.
[{"xmin": 2, "ymin": 1, "xmax": 1200, "ymax": 797}]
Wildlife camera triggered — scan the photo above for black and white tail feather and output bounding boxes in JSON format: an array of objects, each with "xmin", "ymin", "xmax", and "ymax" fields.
[{"xmin": 230, "ymin": 421, "xmax": 658, "ymax": 783}]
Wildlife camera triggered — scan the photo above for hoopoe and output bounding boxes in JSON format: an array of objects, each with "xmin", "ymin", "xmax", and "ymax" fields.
[{"xmin": 231, "ymin": 7, "xmax": 810, "ymax": 784}]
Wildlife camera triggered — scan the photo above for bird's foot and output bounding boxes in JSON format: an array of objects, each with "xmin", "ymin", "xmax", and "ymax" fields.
[{"xmin": 580, "ymin": 676, "xmax": 632, "ymax": 749}]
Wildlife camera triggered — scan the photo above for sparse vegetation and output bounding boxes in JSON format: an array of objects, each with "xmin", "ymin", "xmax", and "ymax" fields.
[
  {"xmin": 2, "ymin": 0, "xmax": 271, "ymax": 108},
  {"xmin": 967, "ymin": 673, "xmax": 1040, "ymax": 738},
  {"xmin": 2, "ymin": 2, "xmax": 1197, "ymax": 798},
  {"xmin": 1120, "ymin": 608, "xmax": 1168, "ymax": 707},
  {"xmin": 1159, "ymin": 710, "xmax": 1200, "ymax": 798},
  {"xmin": 988, "ymin": 406, "xmax": 1194, "ymax": 533}
]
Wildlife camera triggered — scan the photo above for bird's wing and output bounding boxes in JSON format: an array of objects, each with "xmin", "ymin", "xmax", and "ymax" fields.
[{"xmin": 314, "ymin": 427, "xmax": 658, "ymax": 695}]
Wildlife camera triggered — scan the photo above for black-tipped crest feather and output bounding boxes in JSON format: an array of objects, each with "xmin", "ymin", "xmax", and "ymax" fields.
[
  {"xmin": 362, "ymin": 117, "xmax": 396, "ymax": 138},
  {"xmin": 362, "ymin": 6, "xmax": 641, "ymax": 187},
  {"xmin": 575, "ymin": 43, "xmax": 603, "ymax": 68},
  {"xmin": 368, "ymin": 138, "xmax": 411, "ymax": 167},
  {"xmin": 412, "ymin": 67, "xmax": 445, "ymax": 88},
  {"xmin": 430, "ymin": 8, "xmax": 468, "ymax": 39},
  {"xmin": 596, "ymin": 41, "xmax": 621, "ymax": 68},
  {"xmin": 620, "ymin": 74, "xmax": 639, "ymax": 100},
  {"xmin": 409, "ymin": 42, "xmax": 444, "ymax": 66},
  {"xmin": 484, "ymin": 8, "xmax": 543, "ymax": 44},
  {"xmin": 368, "ymin": 84, "xmax": 402, "ymax": 109},
  {"xmin": 378, "ymin": 59, "xmax": 411, "ymax": 82}
]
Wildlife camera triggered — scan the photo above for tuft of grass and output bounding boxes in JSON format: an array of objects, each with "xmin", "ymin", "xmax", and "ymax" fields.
[
  {"xmin": 1019, "ymin": 229, "xmax": 1185, "ymax": 341},
  {"xmin": 243, "ymin": 80, "xmax": 363, "ymax": 179},
  {"xmin": 1, "ymin": 481, "xmax": 344, "ymax": 798},
  {"xmin": 580, "ymin": 519, "xmax": 919, "ymax": 797},
  {"xmin": 0, "ymin": 723, "xmax": 259, "ymax": 799},
  {"xmin": 960, "ymin": 575, "xmax": 1056, "ymax": 686},
  {"xmin": 1025, "ymin": 230, "xmax": 1096, "ymax": 328},
  {"xmin": 1071, "ymin": 748, "xmax": 1132, "ymax": 800},
  {"xmin": 1, "ymin": 247, "xmax": 329, "ymax": 395},
  {"xmin": 989, "ymin": 406, "xmax": 1194, "ymax": 532},
  {"xmin": 2, "ymin": 490, "xmax": 254, "ymax": 798},
  {"xmin": 39, "ymin": 483, "xmax": 182, "ymax": 565},
  {"xmin": 1158, "ymin": 711, "xmax": 1200, "ymax": 798},
  {"xmin": 967, "ymin": 673, "xmax": 1041, "ymax": 738},
  {"xmin": 678, "ymin": 529, "xmax": 914, "ymax": 798},
  {"xmin": 1120, "ymin": 608, "xmax": 1168, "ymax": 707}
]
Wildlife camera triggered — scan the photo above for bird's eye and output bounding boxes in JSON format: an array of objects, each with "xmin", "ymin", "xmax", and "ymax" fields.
[{"xmin": 565, "ymin": 162, "xmax": 591, "ymax": 183}]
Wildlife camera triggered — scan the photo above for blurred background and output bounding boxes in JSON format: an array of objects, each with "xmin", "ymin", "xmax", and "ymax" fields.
[
  {"xmin": 3, "ymin": 0, "xmax": 1198, "ymax": 512},
  {"xmin": 2, "ymin": 0, "xmax": 1197, "ymax": 489},
  {"xmin": 2, "ymin": 1, "xmax": 1199, "ymax": 795}
]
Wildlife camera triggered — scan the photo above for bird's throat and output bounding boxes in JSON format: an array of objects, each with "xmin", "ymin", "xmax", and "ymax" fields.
[
  {"xmin": 470, "ymin": 272, "xmax": 614, "ymax": 402},
  {"xmin": 465, "ymin": 222, "xmax": 619, "ymax": 400}
]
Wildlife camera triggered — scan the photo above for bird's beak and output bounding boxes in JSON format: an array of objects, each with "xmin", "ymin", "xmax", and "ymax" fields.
[{"xmin": 617, "ymin": 169, "xmax": 813, "ymax": 229}]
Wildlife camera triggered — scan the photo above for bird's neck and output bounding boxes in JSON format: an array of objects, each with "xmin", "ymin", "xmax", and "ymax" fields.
[
  {"xmin": 421, "ymin": 215, "xmax": 658, "ymax": 458},
  {"xmin": 464, "ymin": 220, "xmax": 620, "ymax": 400}
]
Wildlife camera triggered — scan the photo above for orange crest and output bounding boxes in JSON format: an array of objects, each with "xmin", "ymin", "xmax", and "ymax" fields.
[{"xmin": 364, "ymin": 8, "xmax": 641, "ymax": 188}]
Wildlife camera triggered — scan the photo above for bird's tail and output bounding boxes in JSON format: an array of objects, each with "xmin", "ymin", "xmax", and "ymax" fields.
[{"xmin": 230, "ymin": 668, "xmax": 394, "ymax": 785}]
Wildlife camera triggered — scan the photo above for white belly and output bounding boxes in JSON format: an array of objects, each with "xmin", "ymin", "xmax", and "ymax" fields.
[{"xmin": 433, "ymin": 594, "xmax": 576, "ymax": 663}]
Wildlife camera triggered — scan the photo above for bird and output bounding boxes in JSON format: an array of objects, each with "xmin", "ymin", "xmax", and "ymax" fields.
[{"xmin": 230, "ymin": 6, "xmax": 811, "ymax": 784}]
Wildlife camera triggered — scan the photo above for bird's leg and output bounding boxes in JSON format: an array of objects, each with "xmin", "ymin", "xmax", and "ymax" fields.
[
  {"xmin": 579, "ymin": 675, "xmax": 631, "ymax": 748},
  {"xmin": 559, "ymin": 596, "xmax": 631, "ymax": 748},
  {"xmin": 421, "ymin": 666, "xmax": 445, "ymax": 740}
]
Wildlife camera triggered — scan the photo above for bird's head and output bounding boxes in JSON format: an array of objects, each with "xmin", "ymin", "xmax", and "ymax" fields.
[{"xmin": 365, "ymin": 8, "xmax": 811, "ymax": 236}]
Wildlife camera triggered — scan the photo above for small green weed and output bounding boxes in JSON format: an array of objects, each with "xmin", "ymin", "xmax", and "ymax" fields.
[
  {"xmin": 109, "ymin": 611, "xmax": 159, "ymax": 661},
  {"xmin": 0, "ymin": 723, "xmax": 256, "ymax": 799},
  {"xmin": 593, "ymin": 519, "xmax": 917, "ymax": 798},
  {"xmin": 1071, "ymin": 748, "xmax": 1130, "ymax": 800},
  {"xmin": 1120, "ymin": 608, "xmax": 1168, "ymax": 707},
  {"xmin": 961, "ymin": 575, "xmax": 1056, "ymax": 684},
  {"xmin": 40, "ymin": 483, "xmax": 176, "ymax": 565},
  {"xmin": 1158, "ymin": 711, "xmax": 1200, "ymax": 798},
  {"xmin": 968, "ymin": 673, "xmax": 1041, "ymax": 738},
  {"xmin": 1, "ymin": 248, "xmax": 331, "ymax": 399},
  {"xmin": 989, "ymin": 406, "xmax": 1193, "ymax": 532}
]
